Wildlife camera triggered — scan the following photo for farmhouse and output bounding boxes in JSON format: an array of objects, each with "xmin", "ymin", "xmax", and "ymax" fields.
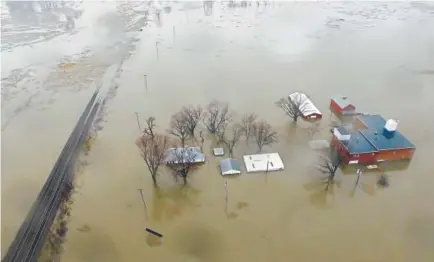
[
  {"xmin": 330, "ymin": 95, "xmax": 356, "ymax": 116},
  {"xmin": 289, "ymin": 92, "xmax": 322, "ymax": 120},
  {"xmin": 331, "ymin": 114, "xmax": 416, "ymax": 165}
]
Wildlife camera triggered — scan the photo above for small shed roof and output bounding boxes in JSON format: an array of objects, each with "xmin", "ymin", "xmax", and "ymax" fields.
[
  {"xmin": 331, "ymin": 95, "xmax": 354, "ymax": 110},
  {"xmin": 163, "ymin": 147, "xmax": 205, "ymax": 164},
  {"xmin": 289, "ymin": 92, "xmax": 322, "ymax": 117},
  {"xmin": 220, "ymin": 158, "xmax": 241, "ymax": 175},
  {"xmin": 213, "ymin": 148, "xmax": 224, "ymax": 156}
]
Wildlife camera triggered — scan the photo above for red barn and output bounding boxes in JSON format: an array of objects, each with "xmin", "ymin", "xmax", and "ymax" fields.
[
  {"xmin": 330, "ymin": 95, "xmax": 356, "ymax": 116},
  {"xmin": 331, "ymin": 115, "xmax": 416, "ymax": 165}
]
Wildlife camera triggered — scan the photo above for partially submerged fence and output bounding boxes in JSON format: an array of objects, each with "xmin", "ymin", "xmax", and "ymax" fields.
[{"xmin": 2, "ymin": 88, "xmax": 101, "ymax": 262}]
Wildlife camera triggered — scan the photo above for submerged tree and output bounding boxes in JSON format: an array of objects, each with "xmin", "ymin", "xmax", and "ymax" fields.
[
  {"xmin": 180, "ymin": 105, "xmax": 203, "ymax": 138},
  {"xmin": 167, "ymin": 147, "xmax": 197, "ymax": 185},
  {"xmin": 143, "ymin": 116, "xmax": 156, "ymax": 138},
  {"xmin": 275, "ymin": 94, "xmax": 307, "ymax": 123},
  {"xmin": 240, "ymin": 112, "xmax": 258, "ymax": 141},
  {"xmin": 167, "ymin": 112, "xmax": 189, "ymax": 147},
  {"xmin": 317, "ymin": 149, "xmax": 342, "ymax": 191},
  {"xmin": 223, "ymin": 124, "xmax": 243, "ymax": 157},
  {"xmin": 252, "ymin": 120, "xmax": 278, "ymax": 152},
  {"xmin": 136, "ymin": 134, "xmax": 169, "ymax": 186},
  {"xmin": 203, "ymin": 100, "xmax": 232, "ymax": 135}
]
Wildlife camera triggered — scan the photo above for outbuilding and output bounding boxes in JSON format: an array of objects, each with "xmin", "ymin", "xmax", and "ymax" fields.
[
  {"xmin": 220, "ymin": 158, "xmax": 241, "ymax": 176},
  {"xmin": 289, "ymin": 92, "xmax": 322, "ymax": 120},
  {"xmin": 330, "ymin": 95, "xmax": 356, "ymax": 116},
  {"xmin": 243, "ymin": 153, "xmax": 284, "ymax": 173}
]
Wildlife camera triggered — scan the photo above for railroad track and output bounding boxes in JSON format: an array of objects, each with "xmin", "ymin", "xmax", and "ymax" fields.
[{"xmin": 2, "ymin": 87, "xmax": 101, "ymax": 262}]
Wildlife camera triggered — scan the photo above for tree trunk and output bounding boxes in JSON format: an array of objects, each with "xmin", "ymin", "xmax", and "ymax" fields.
[
  {"xmin": 151, "ymin": 175, "xmax": 157, "ymax": 186},
  {"xmin": 182, "ymin": 176, "xmax": 187, "ymax": 185}
]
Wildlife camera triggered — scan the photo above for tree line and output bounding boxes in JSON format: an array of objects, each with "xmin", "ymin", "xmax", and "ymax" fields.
[{"xmin": 135, "ymin": 99, "xmax": 279, "ymax": 186}]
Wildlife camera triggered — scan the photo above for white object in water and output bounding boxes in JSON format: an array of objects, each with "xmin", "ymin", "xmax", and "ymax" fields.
[{"xmin": 213, "ymin": 148, "xmax": 224, "ymax": 156}]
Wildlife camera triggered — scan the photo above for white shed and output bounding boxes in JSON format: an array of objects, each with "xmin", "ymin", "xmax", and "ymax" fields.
[
  {"xmin": 243, "ymin": 153, "xmax": 284, "ymax": 173},
  {"xmin": 289, "ymin": 92, "xmax": 322, "ymax": 119}
]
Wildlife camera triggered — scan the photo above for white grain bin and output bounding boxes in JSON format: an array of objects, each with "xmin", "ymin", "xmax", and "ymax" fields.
[{"xmin": 384, "ymin": 119, "xmax": 399, "ymax": 132}]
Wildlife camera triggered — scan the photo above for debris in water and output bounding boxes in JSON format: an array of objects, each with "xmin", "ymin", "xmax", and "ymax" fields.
[
  {"xmin": 377, "ymin": 174, "xmax": 389, "ymax": 187},
  {"xmin": 236, "ymin": 201, "xmax": 249, "ymax": 210},
  {"xmin": 227, "ymin": 212, "xmax": 238, "ymax": 219},
  {"xmin": 146, "ymin": 228, "xmax": 163, "ymax": 238},
  {"xmin": 77, "ymin": 225, "xmax": 91, "ymax": 233}
]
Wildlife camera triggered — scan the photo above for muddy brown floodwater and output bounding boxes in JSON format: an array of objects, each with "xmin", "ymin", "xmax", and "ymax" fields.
[{"xmin": 2, "ymin": 2, "xmax": 434, "ymax": 262}]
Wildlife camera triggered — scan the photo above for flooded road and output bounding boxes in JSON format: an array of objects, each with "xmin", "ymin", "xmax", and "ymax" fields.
[{"xmin": 2, "ymin": 1, "xmax": 434, "ymax": 262}]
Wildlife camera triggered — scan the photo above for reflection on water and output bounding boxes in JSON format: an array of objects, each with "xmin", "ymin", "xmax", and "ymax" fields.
[{"xmin": 2, "ymin": 2, "xmax": 434, "ymax": 262}]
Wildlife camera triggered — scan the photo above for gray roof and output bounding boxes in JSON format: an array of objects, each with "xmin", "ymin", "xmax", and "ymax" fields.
[
  {"xmin": 213, "ymin": 148, "xmax": 224, "ymax": 156},
  {"xmin": 164, "ymin": 147, "xmax": 205, "ymax": 164},
  {"xmin": 331, "ymin": 95, "xmax": 354, "ymax": 110},
  {"xmin": 220, "ymin": 158, "xmax": 241, "ymax": 174}
]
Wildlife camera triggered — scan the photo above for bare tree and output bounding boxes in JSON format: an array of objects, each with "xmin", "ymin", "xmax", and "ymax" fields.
[
  {"xmin": 240, "ymin": 112, "xmax": 257, "ymax": 141},
  {"xmin": 136, "ymin": 134, "xmax": 169, "ymax": 186},
  {"xmin": 167, "ymin": 112, "xmax": 189, "ymax": 147},
  {"xmin": 275, "ymin": 94, "xmax": 307, "ymax": 123},
  {"xmin": 203, "ymin": 100, "xmax": 232, "ymax": 135},
  {"xmin": 215, "ymin": 121, "xmax": 229, "ymax": 145},
  {"xmin": 223, "ymin": 124, "xmax": 243, "ymax": 157},
  {"xmin": 252, "ymin": 120, "xmax": 278, "ymax": 152},
  {"xmin": 167, "ymin": 147, "xmax": 197, "ymax": 185},
  {"xmin": 144, "ymin": 116, "xmax": 156, "ymax": 138},
  {"xmin": 317, "ymin": 150, "xmax": 342, "ymax": 191},
  {"xmin": 180, "ymin": 105, "xmax": 203, "ymax": 138}
]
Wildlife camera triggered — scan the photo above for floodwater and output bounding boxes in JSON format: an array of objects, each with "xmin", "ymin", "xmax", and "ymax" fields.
[{"xmin": 2, "ymin": 1, "xmax": 434, "ymax": 262}]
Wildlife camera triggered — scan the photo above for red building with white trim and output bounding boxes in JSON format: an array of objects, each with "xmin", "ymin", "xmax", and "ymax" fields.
[{"xmin": 330, "ymin": 95, "xmax": 356, "ymax": 116}]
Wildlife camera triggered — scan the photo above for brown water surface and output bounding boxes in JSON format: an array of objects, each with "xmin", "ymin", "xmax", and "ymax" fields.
[{"xmin": 2, "ymin": 2, "xmax": 434, "ymax": 262}]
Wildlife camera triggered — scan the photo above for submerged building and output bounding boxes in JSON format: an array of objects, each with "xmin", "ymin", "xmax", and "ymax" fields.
[{"xmin": 331, "ymin": 114, "xmax": 416, "ymax": 165}]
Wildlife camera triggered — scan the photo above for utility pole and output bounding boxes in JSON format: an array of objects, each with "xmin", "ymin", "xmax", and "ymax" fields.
[
  {"xmin": 224, "ymin": 180, "xmax": 228, "ymax": 215},
  {"xmin": 137, "ymin": 188, "xmax": 148, "ymax": 220},
  {"xmin": 134, "ymin": 112, "xmax": 142, "ymax": 133},
  {"xmin": 356, "ymin": 168, "xmax": 363, "ymax": 186},
  {"xmin": 144, "ymin": 74, "xmax": 148, "ymax": 92}
]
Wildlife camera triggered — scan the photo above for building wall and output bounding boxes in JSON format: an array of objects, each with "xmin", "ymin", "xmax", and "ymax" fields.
[
  {"xmin": 305, "ymin": 113, "xmax": 322, "ymax": 120},
  {"xmin": 377, "ymin": 148, "xmax": 415, "ymax": 161},
  {"xmin": 330, "ymin": 100, "xmax": 343, "ymax": 114},
  {"xmin": 358, "ymin": 152, "xmax": 378, "ymax": 164}
]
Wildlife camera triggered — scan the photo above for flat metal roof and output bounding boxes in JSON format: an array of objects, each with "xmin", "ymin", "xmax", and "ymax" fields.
[
  {"xmin": 358, "ymin": 115, "xmax": 416, "ymax": 150},
  {"xmin": 342, "ymin": 115, "xmax": 416, "ymax": 154}
]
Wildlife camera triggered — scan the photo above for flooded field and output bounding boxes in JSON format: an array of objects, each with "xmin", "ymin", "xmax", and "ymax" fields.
[{"xmin": 2, "ymin": 1, "xmax": 434, "ymax": 262}]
